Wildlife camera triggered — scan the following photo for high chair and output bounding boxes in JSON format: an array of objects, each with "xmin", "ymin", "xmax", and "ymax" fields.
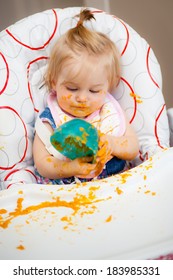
[{"xmin": 0, "ymin": 7, "xmax": 173, "ymax": 259}]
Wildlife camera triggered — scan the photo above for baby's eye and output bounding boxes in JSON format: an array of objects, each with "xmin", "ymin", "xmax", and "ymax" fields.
[
  {"xmin": 66, "ymin": 87, "xmax": 78, "ymax": 92},
  {"xmin": 89, "ymin": 89, "xmax": 100, "ymax": 93}
]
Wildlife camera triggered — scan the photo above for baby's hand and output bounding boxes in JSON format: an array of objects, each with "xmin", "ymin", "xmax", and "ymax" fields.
[
  {"xmin": 71, "ymin": 157, "xmax": 98, "ymax": 179},
  {"xmin": 88, "ymin": 133, "xmax": 112, "ymax": 177},
  {"xmin": 97, "ymin": 133, "xmax": 112, "ymax": 160},
  {"xmin": 71, "ymin": 133, "xmax": 113, "ymax": 179}
]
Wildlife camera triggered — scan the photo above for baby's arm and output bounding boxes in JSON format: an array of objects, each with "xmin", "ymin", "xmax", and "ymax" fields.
[{"xmin": 33, "ymin": 123, "xmax": 97, "ymax": 179}]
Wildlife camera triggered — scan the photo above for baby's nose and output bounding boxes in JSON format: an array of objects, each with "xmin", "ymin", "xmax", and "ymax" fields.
[{"xmin": 76, "ymin": 91, "xmax": 87, "ymax": 102}]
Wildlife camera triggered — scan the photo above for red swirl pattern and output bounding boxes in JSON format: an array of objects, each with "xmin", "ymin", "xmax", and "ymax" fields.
[
  {"xmin": 0, "ymin": 52, "xmax": 9, "ymax": 95},
  {"xmin": 0, "ymin": 106, "xmax": 28, "ymax": 170},
  {"xmin": 146, "ymin": 46, "xmax": 160, "ymax": 88},
  {"xmin": 6, "ymin": 9, "xmax": 58, "ymax": 50},
  {"xmin": 120, "ymin": 77, "xmax": 137, "ymax": 123},
  {"xmin": 27, "ymin": 56, "xmax": 48, "ymax": 113}
]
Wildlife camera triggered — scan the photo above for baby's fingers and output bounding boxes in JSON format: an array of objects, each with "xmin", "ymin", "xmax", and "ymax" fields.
[
  {"xmin": 76, "ymin": 162, "xmax": 97, "ymax": 178},
  {"xmin": 76, "ymin": 156, "xmax": 94, "ymax": 164},
  {"xmin": 97, "ymin": 145, "xmax": 111, "ymax": 163}
]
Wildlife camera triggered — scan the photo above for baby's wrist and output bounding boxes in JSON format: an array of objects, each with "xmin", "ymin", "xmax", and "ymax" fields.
[{"xmin": 67, "ymin": 160, "xmax": 77, "ymax": 176}]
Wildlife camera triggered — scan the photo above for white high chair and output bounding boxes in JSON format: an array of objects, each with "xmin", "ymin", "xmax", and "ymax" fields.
[{"xmin": 0, "ymin": 7, "xmax": 173, "ymax": 260}]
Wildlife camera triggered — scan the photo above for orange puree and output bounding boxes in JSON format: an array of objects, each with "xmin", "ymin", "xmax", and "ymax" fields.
[
  {"xmin": 130, "ymin": 92, "xmax": 143, "ymax": 103},
  {"xmin": 115, "ymin": 187, "xmax": 123, "ymax": 195},
  {"xmin": 16, "ymin": 244, "xmax": 25, "ymax": 250},
  {"xmin": 117, "ymin": 172, "xmax": 132, "ymax": 184},
  {"xmin": 105, "ymin": 215, "xmax": 112, "ymax": 222},
  {"xmin": 0, "ymin": 209, "xmax": 7, "ymax": 214},
  {"xmin": 0, "ymin": 190, "xmax": 103, "ymax": 229}
]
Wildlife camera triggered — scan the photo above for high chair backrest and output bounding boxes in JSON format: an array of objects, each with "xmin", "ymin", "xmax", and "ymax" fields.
[{"xmin": 0, "ymin": 7, "xmax": 170, "ymax": 190}]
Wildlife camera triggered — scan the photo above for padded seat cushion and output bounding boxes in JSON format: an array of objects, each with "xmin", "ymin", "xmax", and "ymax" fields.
[{"xmin": 0, "ymin": 7, "xmax": 170, "ymax": 189}]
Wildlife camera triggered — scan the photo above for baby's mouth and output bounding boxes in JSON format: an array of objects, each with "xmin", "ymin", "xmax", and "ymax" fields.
[{"xmin": 72, "ymin": 105, "xmax": 88, "ymax": 109}]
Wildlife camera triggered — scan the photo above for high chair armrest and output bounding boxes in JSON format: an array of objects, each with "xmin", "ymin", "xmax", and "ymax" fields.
[{"xmin": 167, "ymin": 108, "xmax": 173, "ymax": 146}]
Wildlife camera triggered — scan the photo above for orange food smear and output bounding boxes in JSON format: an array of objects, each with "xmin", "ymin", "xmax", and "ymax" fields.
[
  {"xmin": 61, "ymin": 216, "xmax": 72, "ymax": 222},
  {"xmin": 80, "ymin": 208, "xmax": 96, "ymax": 217},
  {"xmin": 144, "ymin": 190, "xmax": 150, "ymax": 194},
  {"xmin": 16, "ymin": 245, "xmax": 25, "ymax": 250},
  {"xmin": 0, "ymin": 197, "xmax": 78, "ymax": 229},
  {"xmin": 96, "ymin": 131, "xmax": 110, "ymax": 164},
  {"xmin": 130, "ymin": 92, "xmax": 143, "ymax": 103},
  {"xmin": 18, "ymin": 190, "xmax": 23, "ymax": 194},
  {"xmin": 117, "ymin": 172, "xmax": 132, "ymax": 184},
  {"xmin": 97, "ymin": 145, "xmax": 107, "ymax": 159},
  {"xmin": 115, "ymin": 187, "xmax": 123, "ymax": 195},
  {"xmin": 145, "ymin": 164, "xmax": 153, "ymax": 170},
  {"xmin": 46, "ymin": 157, "xmax": 52, "ymax": 162},
  {"xmin": 52, "ymin": 134, "xmax": 90, "ymax": 155},
  {"xmin": 106, "ymin": 215, "xmax": 112, "ymax": 223},
  {"xmin": 89, "ymin": 186, "xmax": 100, "ymax": 191},
  {"xmin": 0, "ymin": 209, "xmax": 7, "ymax": 214},
  {"xmin": 0, "ymin": 190, "xmax": 104, "ymax": 229}
]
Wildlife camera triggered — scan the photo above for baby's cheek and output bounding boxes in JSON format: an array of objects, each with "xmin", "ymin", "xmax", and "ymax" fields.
[
  {"xmin": 99, "ymin": 90, "xmax": 106, "ymax": 95},
  {"xmin": 65, "ymin": 94, "xmax": 72, "ymax": 100},
  {"xmin": 60, "ymin": 94, "xmax": 72, "ymax": 101}
]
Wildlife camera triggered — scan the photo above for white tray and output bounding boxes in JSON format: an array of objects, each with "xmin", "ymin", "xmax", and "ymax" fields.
[{"xmin": 0, "ymin": 149, "xmax": 173, "ymax": 259}]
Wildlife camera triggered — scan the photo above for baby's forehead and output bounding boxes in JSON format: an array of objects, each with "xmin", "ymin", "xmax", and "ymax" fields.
[
  {"xmin": 61, "ymin": 53, "xmax": 107, "ymax": 77},
  {"xmin": 60, "ymin": 59, "xmax": 83, "ymax": 82},
  {"xmin": 61, "ymin": 64, "xmax": 104, "ymax": 88}
]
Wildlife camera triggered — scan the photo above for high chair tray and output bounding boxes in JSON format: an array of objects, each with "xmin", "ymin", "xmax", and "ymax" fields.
[{"xmin": 0, "ymin": 148, "xmax": 173, "ymax": 260}]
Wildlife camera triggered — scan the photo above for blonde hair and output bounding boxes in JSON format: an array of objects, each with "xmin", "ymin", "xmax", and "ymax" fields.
[{"xmin": 45, "ymin": 9, "xmax": 121, "ymax": 91}]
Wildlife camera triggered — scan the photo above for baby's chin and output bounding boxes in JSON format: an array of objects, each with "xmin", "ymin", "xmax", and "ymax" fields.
[{"xmin": 72, "ymin": 112, "xmax": 90, "ymax": 118}]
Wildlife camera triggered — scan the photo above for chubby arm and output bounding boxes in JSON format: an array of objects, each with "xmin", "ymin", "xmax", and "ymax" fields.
[{"xmin": 33, "ymin": 123, "xmax": 97, "ymax": 179}]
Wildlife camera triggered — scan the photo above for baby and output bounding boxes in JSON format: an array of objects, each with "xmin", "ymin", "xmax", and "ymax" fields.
[{"xmin": 33, "ymin": 9, "xmax": 139, "ymax": 184}]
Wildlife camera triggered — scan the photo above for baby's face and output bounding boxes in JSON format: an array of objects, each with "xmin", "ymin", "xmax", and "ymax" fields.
[{"xmin": 52, "ymin": 54, "xmax": 109, "ymax": 118}]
